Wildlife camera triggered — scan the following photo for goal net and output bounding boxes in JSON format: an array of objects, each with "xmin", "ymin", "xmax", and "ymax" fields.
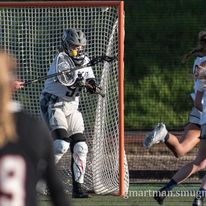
[{"xmin": 0, "ymin": 1, "xmax": 129, "ymax": 195}]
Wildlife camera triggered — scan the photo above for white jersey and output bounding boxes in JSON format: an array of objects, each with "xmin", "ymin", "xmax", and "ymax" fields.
[
  {"xmin": 192, "ymin": 56, "xmax": 206, "ymax": 94},
  {"xmin": 42, "ymin": 52, "xmax": 95, "ymax": 104},
  {"xmin": 191, "ymin": 56, "xmax": 206, "ymax": 103},
  {"xmin": 192, "ymin": 56, "xmax": 206, "ymax": 124}
]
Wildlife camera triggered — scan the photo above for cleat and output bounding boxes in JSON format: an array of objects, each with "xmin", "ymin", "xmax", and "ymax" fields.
[
  {"xmin": 72, "ymin": 191, "xmax": 91, "ymax": 198},
  {"xmin": 154, "ymin": 194, "xmax": 165, "ymax": 205},
  {"xmin": 153, "ymin": 189, "xmax": 168, "ymax": 205},
  {"xmin": 143, "ymin": 123, "xmax": 168, "ymax": 149},
  {"xmin": 193, "ymin": 197, "xmax": 204, "ymax": 206},
  {"xmin": 72, "ymin": 182, "xmax": 91, "ymax": 198}
]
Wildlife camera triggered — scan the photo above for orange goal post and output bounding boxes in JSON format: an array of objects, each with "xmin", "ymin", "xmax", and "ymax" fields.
[{"xmin": 0, "ymin": 1, "xmax": 128, "ymax": 196}]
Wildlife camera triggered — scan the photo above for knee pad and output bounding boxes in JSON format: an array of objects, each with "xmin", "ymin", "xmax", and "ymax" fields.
[
  {"xmin": 53, "ymin": 139, "xmax": 70, "ymax": 164},
  {"xmin": 73, "ymin": 141, "xmax": 88, "ymax": 157},
  {"xmin": 72, "ymin": 141, "xmax": 88, "ymax": 183},
  {"xmin": 70, "ymin": 133, "xmax": 86, "ymax": 152}
]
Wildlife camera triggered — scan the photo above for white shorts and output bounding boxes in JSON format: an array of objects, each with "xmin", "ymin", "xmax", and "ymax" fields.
[
  {"xmin": 188, "ymin": 107, "xmax": 202, "ymax": 125},
  {"xmin": 40, "ymin": 94, "xmax": 84, "ymax": 137}
]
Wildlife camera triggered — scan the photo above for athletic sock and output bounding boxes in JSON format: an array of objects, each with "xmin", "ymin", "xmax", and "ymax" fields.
[
  {"xmin": 164, "ymin": 133, "xmax": 170, "ymax": 142},
  {"xmin": 153, "ymin": 179, "xmax": 177, "ymax": 204},
  {"xmin": 161, "ymin": 179, "xmax": 177, "ymax": 191}
]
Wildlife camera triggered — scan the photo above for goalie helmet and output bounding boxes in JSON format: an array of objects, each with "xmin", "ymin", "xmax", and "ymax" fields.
[{"xmin": 61, "ymin": 28, "xmax": 87, "ymax": 66}]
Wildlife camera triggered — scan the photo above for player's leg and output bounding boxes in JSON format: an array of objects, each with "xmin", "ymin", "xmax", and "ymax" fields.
[
  {"xmin": 144, "ymin": 123, "xmax": 200, "ymax": 155},
  {"xmin": 173, "ymin": 124, "xmax": 206, "ymax": 183},
  {"xmin": 47, "ymin": 100, "xmax": 70, "ymax": 163},
  {"xmin": 70, "ymin": 137, "xmax": 89, "ymax": 198},
  {"xmin": 165, "ymin": 123, "xmax": 200, "ymax": 158},
  {"xmin": 154, "ymin": 139, "xmax": 206, "ymax": 205},
  {"xmin": 67, "ymin": 111, "xmax": 90, "ymax": 198},
  {"xmin": 52, "ymin": 129, "xmax": 70, "ymax": 164},
  {"xmin": 164, "ymin": 107, "xmax": 201, "ymax": 157},
  {"xmin": 192, "ymin": 124, "xmax": 206, "ymax": 206},
  {"xmin": 38, "ymin": 94, "xmax": 70, "ymax": 195},
  {"xmin": 153, "ymin": 176, "xmax": 178, "ymax": 205},
  {"xmin": 144, "ymin": 107, "xmax": 201, "ymax": 157}
]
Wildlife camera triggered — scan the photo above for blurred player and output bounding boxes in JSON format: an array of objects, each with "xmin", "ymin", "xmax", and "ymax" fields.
[
  {"xmin": 0, "ymin": 50, "xmax": 71, "ymax": 206},
  {"xmin": 40, "ymin": 28, "xmax": 97, "ymax": 198},
  {"xmin": 144, "ymin": 30, "xmax": 206, "ymax": 206},
  {"xmin": 143, "ymin": 30, "xmax": 206, "ymax": 158},
  {"xmin": 152, "ymin": 60, "xmax": 206, "ymax": 206},
  {"xmin": 191, "ymin": 62, "xmax": 206, "ymax": 206}
]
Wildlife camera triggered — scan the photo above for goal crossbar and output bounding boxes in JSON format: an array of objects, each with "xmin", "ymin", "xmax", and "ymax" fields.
[{"xmin": 0, "ymin": 1, "xmax": 122, "ymax": 7}]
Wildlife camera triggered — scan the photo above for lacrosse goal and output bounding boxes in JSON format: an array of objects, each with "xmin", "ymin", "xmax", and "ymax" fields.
[{"xmin": 0, "ymin": 1, "xmax": 128, "ymax": 195}]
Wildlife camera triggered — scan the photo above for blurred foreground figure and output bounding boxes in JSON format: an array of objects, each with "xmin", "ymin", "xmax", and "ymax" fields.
[{"xmin": 0, "ymin": 50, "xmax": 71, "ymax": 206}]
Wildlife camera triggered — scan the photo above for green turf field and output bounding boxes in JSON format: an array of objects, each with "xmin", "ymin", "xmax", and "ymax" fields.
[{"xmin": 38, "ymin": 184, "xmax": 200, "ymax": 206}]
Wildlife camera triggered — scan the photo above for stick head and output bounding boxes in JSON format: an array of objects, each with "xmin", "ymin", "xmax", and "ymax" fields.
[
  {"xmin": 89, "ymin": 55, "xmax": 117, "ymax": 67},
  {"xmin": 55, "ymin": 53, "xmax": 75, "ymax": 86}
]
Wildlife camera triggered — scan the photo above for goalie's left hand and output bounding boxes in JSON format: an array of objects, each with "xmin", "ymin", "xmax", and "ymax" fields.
[{"xmin": 85, "ymin": 78, "xmax": 96, "ymax": 94}]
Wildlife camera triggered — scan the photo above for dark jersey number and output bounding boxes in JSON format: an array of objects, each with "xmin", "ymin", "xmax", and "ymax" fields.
[{"xmin": 66, "ymin": 87, "xmax": 82, "ymax": 97}]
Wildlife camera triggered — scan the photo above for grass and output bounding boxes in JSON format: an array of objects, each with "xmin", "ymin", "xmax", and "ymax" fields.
[{"xmin": 38, "ymin": 184, "xmax": 200, "ymax": 206}]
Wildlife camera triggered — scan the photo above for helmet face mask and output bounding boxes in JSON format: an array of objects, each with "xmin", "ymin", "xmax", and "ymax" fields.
[
  {"xmin": 61, "ymin": 29, "xmax": 87, "ymax": 65},
  {"xmin": 68, "ymin": 43, "xmax": 84, "ymax": 57}
]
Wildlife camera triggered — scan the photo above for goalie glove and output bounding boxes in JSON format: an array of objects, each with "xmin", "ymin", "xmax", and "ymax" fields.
[
  {"xmin": 85, "ymin": 78, "xmax": 96, "ymax": 94},
  {"xmin": 73, "ymin": 72, "xmax": 84, "ymax": 87}
]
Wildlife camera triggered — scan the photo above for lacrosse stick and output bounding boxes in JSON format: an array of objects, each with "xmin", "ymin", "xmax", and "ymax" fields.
[
  {"xmin": 23, "ymin": 55, "xmax": 116, "ymax": 97},
  {"xmin": 24, "ymin": 55, "xmax": 116, "ymax": 85}
]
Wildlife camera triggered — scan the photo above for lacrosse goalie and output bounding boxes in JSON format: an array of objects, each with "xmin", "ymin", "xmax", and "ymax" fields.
[{"xmin": 40, "ymin": 28, "xmax": 96, "ymax": 198}]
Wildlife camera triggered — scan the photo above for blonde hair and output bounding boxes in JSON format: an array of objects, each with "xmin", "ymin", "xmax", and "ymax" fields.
[
  {"xmin": 182, "ymin": 30, "xmax": 206, "ymax": 64},
  {"xmin": 0, "ymin": 50, "xmax": 17, "ymax": 147}
]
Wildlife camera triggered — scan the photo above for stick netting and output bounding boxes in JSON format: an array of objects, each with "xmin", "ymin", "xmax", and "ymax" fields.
[{"xmin": 0, "ymin": 3, "xmax": 129, "ymax": 195}]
